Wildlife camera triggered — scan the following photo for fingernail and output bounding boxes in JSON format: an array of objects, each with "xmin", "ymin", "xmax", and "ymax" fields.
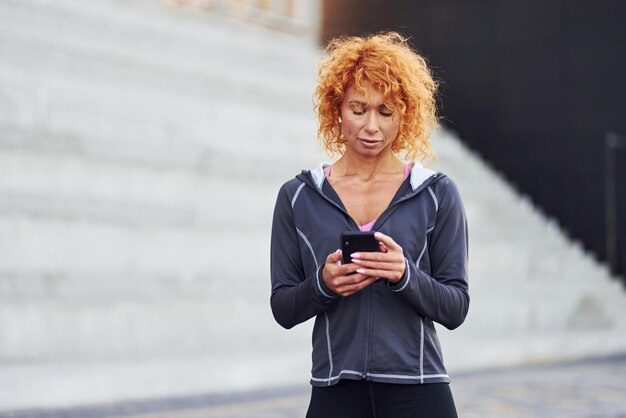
[
  {"xmin": 356, "ymin": 269, "xmax": 365, "ymax": 274},
  {"xmin": 351, "ymin": 258, "xmax": 361, "ymax": 264},
  {"xmin": 351, "ymin": 253, "xmax": 360, "ymax": 258}
]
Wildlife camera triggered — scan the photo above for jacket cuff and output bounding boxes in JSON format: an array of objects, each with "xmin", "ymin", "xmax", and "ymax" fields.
[
  {"xmin": 315, "ymin": 264, "xmax": 338, "ymax": 299},
  {"xmin": 387, "ymin": 258, "xmax": 411, "ymax": 293}
]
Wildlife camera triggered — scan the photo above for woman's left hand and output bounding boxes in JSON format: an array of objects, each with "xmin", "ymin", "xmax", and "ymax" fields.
[{"xmin": 350, "ymin": 231, "xmax": 406, "ymax": 284}]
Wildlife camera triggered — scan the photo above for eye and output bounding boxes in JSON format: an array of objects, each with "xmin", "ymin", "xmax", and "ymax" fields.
[
  {"xmin": 348, "ymin": 103, "xmax": 366, "ymax": 115},
  {"xmin": 379, "ymin": 106, "xmax": 394, "ymax": 117}
]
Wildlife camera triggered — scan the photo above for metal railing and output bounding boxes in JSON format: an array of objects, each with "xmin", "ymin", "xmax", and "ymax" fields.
[
  {"xmin": 604, "ymin": 131, "xmax": 626, "ymax": 283},
  {"xmin": 163, "ymin": 0, "xmax": 309, "ymax": 34}
]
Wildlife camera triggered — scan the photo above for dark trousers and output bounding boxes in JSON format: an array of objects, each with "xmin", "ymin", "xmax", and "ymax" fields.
[{"xmin": 306, "ymin": 380, "xmax": 458, "ymax": 418}]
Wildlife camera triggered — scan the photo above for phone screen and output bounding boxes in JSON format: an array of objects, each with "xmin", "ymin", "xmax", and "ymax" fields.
[{"xmin": 340, "ymin": 231, "xmax": 379, "ymax": 264}]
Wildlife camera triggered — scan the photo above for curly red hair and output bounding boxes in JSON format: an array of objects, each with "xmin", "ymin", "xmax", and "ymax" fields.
[{"xmin": 315, "ymin": 32, "xmax": 439, "ymax": 161}]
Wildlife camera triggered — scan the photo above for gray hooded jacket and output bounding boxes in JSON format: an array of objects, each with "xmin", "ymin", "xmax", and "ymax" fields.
[{"xmin": 270, "ymin": 162, "xmax": 469, "ymax": 386}]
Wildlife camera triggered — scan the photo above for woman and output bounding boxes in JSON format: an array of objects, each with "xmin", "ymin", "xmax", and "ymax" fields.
[{"xmin": 270, "ymin": 32, "xmax": 469, "ymax": 418}]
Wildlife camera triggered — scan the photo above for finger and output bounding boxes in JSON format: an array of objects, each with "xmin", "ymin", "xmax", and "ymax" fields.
[
  {"xmin": 355, "ymin": 267, "xmax": 404, "ymax": 283},
  {"xmin": 352, "ymin": 254, "xmax": 404, "ymax": 271},
  {"xmin": 374, "ymin": 231, "xmax": 401, "ymax": 251},
  {"xmin": 352, "ymin": 251, "xmax": 400, "ymax": 262},
  {"xmin": 322, "ymin": 253, "xmax": 355, "ymax": 291},
  {"xmin": 335, "ymin": 277, "xmax": 379, "ymax": 296},
  {"xmin": 337, "ymin": 262, "xmax": 362, "ymax": 276},
  {"xmin": 325, "ymin": 249, "xmax": 343, "ymax": 264},
  {"xmin": 332, "ymin": 272, "xmax": 372, "ymax": 287},
  {"xmin": 325, "ymin": 267, "xmax": 367, "ymax": 288}
]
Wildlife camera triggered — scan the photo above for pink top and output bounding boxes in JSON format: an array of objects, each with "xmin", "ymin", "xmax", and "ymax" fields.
[{"xmin": 324, "ymin": 163, "xmax": 411, "ymax": 231}]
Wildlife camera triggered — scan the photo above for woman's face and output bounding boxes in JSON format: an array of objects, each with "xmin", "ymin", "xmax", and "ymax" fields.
[{"xmin": 339, "ymin": 83, "xmax": 400, "ymax": 158}]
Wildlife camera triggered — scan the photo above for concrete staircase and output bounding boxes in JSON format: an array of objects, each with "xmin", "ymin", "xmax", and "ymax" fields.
[
  {"xmin": 430, "ymin": 129, "xmax": 626, "ymax": 371},
  {"xmin": 0, "ymin": 0, "xmax": 625, "ymax": 411},
  {"xmin": 0, "ymin": 0, "xmax": 323, "ymax": 408}
]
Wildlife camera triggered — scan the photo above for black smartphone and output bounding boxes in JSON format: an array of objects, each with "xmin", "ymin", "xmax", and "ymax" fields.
[{"xmin": 340, "ymin": 231, "xmax": 380, "ymax": 264}]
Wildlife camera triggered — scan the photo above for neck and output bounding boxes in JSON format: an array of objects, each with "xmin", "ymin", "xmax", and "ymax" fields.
[{"xmin": 333, "ymin": 150, "xmax": 404, "ymax": 180}]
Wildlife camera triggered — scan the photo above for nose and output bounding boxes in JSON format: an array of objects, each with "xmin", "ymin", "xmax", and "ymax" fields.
[{"xmin": 364, "ymin": 111, "xmax": 379, "ymax": 135}]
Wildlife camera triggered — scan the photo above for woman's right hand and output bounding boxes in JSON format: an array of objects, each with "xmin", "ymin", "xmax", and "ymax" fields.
[{"xmin": 322, "ymin": 249, "xmax": 379, "ymax": 297}]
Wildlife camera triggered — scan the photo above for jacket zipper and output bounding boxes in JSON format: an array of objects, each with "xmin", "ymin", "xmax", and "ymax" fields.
[{"xmin": 363, "ymin": 284, "xmax": 372, "ymax": 380}]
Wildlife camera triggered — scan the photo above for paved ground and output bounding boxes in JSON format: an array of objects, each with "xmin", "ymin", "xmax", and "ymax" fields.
[{"xmin": 2, "ymin": 354, "xmax": 625, "ymax": 418}]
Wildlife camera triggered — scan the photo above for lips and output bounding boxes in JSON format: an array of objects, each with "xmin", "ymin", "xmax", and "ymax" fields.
[{"xmin": 359, "ymin": 138, "xmax": 382, "ymax": 144}]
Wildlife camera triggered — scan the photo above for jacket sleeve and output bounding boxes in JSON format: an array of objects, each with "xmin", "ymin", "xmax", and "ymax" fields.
[
  {"xmin": 387, "ymin": 178, "xmax": 469, "ymax": 330},
  {"xmin": 270, "ymin": 184, "xmax": 338, "ymax": 329}
]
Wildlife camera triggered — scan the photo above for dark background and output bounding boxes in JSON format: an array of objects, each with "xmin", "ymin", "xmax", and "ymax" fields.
[{"xmin": 321, "ymin": 0, "xmax": 626, "ymax": 281}]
